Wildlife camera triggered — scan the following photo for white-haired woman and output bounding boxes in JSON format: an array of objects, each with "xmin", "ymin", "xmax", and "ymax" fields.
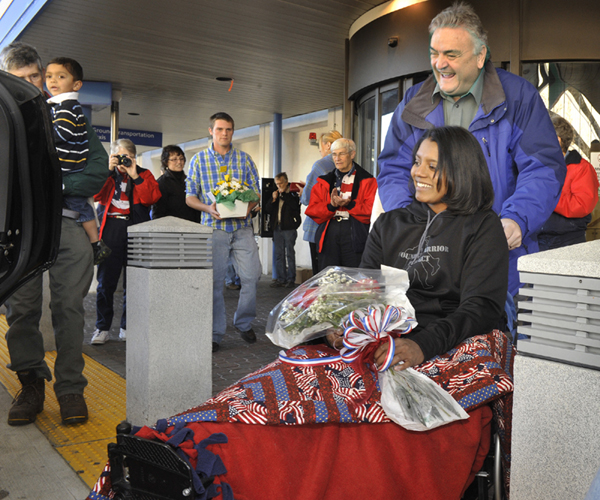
[
  {"xmin": 305, "ymin": 138, "xmax": 377, "ymax": 270},
  {"xmin": 91, "ymin": 139, "xmax": 161, "ymax": 345}
]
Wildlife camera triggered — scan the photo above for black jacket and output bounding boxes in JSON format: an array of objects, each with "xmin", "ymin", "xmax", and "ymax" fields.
[
  {"xmin": 360, "ymin": 201, "xmax": 508, "ymax": 361},
  {"xmin": 152, "ymin": 169, "xmax": 200, "ymax": 223},
  {"xmin": 264, "ymin": 189, "xmax": 301, "ymax": 231}
]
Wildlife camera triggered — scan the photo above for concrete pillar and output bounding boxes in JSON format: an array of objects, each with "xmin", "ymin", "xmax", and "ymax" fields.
[
  {"xmin": 511, "ymin": 240, "xmax": 600, "ymax": 498},
  {"xmin": 126, "ymin": 217, "xmax": 213, "ymax": 426}
]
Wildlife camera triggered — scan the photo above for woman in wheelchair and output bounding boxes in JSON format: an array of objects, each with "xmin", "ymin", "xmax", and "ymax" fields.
[
  {"xmin": 360, "ymin": 126, "xmax": 509, "ymax": 369},
  {"xmin": 89, "ymin": 127, "xmax": 514, "ymax": 500}
]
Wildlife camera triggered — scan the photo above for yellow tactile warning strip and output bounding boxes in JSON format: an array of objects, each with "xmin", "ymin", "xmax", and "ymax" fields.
[{"xmin": 0, "ymin": 314, "xmax": 125, "ymax": 488}]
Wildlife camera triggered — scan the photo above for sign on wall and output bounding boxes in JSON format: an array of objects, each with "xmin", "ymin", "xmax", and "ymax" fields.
[{"xmin": 92, "ymin": 126, "xmax": 162, "ymax": 148}]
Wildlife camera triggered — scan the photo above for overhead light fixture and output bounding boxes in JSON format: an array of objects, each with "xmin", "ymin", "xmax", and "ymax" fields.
[{"xmin": 216, "ymin": 76, "xmax": 234, "ymax": 91}]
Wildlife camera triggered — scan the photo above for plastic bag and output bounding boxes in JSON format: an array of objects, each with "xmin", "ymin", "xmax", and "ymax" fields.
[
  {"xmin": 266, "ymin": 265, "xmax": 415, "ymax": 349},
  {"xmin": 380, "ymin": 367, "xmax": 469, "ymax": 431}
]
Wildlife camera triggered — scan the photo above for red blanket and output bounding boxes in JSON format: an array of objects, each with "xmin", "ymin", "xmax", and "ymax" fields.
[
  {"xmin": 88, "ymin": 331, "xmax": 513, "ymax": 500},
  {"xmin": 161, "ymin": 409, "xmax": 492, "ymax": 500}
]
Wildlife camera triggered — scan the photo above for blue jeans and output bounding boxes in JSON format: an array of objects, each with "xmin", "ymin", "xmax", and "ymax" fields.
[
  {"xmin": 273, "ymin": 227, "xmax": 297, "ymax": 283},
  {"xmin": 225, "ymin": 259, "xmax": 240, "ymax": 286},
  {"xmin": 212, "ymin": 227, "xmax": 261, "ymax": 343},
  {"xmin": 96, "ymin": 218, "xmax": 128, "ymax": 331}
]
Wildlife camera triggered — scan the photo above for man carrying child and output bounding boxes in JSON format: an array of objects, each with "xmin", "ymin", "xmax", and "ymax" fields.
[{"xmin": 0, "ymin": 42, "xmax": 109, "ymax": 426}]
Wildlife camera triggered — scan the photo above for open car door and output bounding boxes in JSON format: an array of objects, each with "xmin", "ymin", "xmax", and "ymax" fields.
[{"xmin": 0, "ymin": 70, "xmax": 62, "ymax": 305}]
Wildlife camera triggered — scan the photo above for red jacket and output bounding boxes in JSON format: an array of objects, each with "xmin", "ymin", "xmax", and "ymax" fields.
[
  {"xmin": 94, "ymin": 167, "xmax": 162, "ymax": 238},
  {"xmin": 538, "ymin": 150, "xmax": 599, "ymax": 250},
  {"xmin": 305, "ymin": 164, "xmax": 377, "ymax": 253},
  {"xmin": 554, "ymin": 153, "xmax": 598, "ymax": 218}
]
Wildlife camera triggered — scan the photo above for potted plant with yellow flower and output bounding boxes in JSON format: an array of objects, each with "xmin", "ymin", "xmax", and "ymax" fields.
[{"xmin": 210, "ymin": 174, "xmax": 260, "ymax": 218}]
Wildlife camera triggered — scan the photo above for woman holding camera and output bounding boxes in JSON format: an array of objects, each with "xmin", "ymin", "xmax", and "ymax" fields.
[{"xmin": 91, "ymin": 139, "xmax": 161, "ymax": 345}]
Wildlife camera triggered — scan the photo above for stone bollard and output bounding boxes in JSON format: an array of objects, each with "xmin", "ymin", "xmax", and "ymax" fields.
[
  {"xmin": 510, "ymin": 240, "xmax": 600, "ymax": 499},
  {"xmin": 126, "ymin": 216, "xmax": 212, "ymax": 426}
]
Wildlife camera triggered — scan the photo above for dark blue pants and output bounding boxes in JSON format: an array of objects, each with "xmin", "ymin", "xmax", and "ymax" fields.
[
  {"xmin": 273, "ymin": 227, "xmax": 297, "ymax": 283},
  {"xmin": 318, "ymin": 219, "xmax": 363, "ymax": 271},
  {"xmin": 96, "ymin": 218, "xmax": 129, "ymax": 331}
]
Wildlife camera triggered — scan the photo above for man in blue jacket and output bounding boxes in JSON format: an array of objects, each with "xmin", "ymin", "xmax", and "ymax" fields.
[{"xmin": 377, "ymin": 2, "xmax": 566, "ymax": 297}]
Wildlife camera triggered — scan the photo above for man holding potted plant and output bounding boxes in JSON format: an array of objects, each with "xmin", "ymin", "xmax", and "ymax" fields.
[{"xmin": 186, "ymin": 112, "xmax": 262, "ymax": 353}]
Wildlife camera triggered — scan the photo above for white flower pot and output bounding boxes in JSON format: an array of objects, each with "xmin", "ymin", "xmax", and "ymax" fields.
[{"xmin": 217, "ymin": 200, "xmax": 248, "ymax": 218}]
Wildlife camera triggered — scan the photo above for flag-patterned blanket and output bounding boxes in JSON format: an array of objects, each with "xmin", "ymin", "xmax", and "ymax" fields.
[{"xmin": 88, "ymin": 330, "xmax": 514, "ymax": 500}]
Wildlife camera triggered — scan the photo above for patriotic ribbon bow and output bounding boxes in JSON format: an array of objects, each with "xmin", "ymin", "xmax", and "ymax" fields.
[{"xmin": 279, "ymin": 304, "xmax": 416, "ymax": 372}]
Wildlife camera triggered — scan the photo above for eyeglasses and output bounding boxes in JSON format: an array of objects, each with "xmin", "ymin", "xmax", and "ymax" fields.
[
  {"xmin": 331, "ymin": 152, "xmax": 349, "ymax": 159},
  {"xmin": 168, "ymin": 157, "xmax": 185, "ymax": 163}
]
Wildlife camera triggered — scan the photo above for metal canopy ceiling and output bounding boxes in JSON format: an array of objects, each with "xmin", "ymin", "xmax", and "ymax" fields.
[{"xmin": 17, "ymin": 0, "xmax": 385, "ymax": 146}]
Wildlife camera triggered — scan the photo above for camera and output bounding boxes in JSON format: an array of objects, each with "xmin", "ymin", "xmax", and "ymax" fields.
[{"xmin": 116, "ymin": 154, "xmax": 132, "ymax": 167}]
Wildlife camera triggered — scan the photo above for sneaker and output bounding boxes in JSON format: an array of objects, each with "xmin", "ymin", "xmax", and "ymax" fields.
[
  {"xmin": 92, "ymin": 239, "xmax": 112, "ymax": 265},
  {"xmin": 119, "ymin": 328, "xmax": 127, "ymax": 341},
  {"xmin": 285, "ymin": 281, "xmax": 296, "ymax": 288},
  {"xmin": 226, "ymin": 283, "xmax": 241, "ymax": 290},
  {"xmin": 91, "ymin": 329, "xmax": 109, "ymax": 345},
  {"xmin": 237, "ymin": 328, "xmax": 257, "ymax": 344},
  {"xmin": 57, "ymin": 393, "xmax": 88, "ymax": 425},
  {"xmin": 212, "ymin": 342, "xmax": 220, "ymax": 353},
  {"xmin": 7, "ymin": 372, "xmax": 45, "ymax": 426},
  {"xmin": 270, "ymin": 280, "xmax": 284, "ymax": 288}
]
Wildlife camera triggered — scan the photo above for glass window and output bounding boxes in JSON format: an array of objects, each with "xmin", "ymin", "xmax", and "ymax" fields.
[
  {"xmin": 352, "ymin": 72, "xmax": 429, "ymax": 176},
  {"xmin": 355, "ymin": 94, "xmax": 376, "ymax": 174},
  {"xmin": 380, "ymin": 88, "xmax": 399, "ymax": 152},
  {"xmin": 523, "ymin": 61, "xmax": 600, "ymax": 240},
  {"xmin": 523, "ymin": 62, "xmax": 600, "ymax": 160}
]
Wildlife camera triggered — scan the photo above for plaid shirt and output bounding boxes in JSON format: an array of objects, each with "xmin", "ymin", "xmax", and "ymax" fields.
[{"xmin": 186, "ymin": 143, "xmax": 260, "ymax": 232}]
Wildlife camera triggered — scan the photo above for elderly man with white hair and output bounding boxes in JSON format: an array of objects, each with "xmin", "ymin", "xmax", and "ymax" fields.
[{"xmin": 305, "ymin": 138, "xmax": 377, "ymax": 270}]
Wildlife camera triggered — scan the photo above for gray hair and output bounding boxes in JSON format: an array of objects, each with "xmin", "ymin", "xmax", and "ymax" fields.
[
  {"xmin": 0, "ymin": 41, "xmax": 43, "ymax": 72},
  {"xmin": 429, "ymin": 2, "xmax": 489, "ymax": 59},
  {"xmin": 330, "ymin": 138, "xmax": 356, "ymax": 155},
  {"xmin": 111, "ymin": 139, "xmax": 137, "ymax": 156}
]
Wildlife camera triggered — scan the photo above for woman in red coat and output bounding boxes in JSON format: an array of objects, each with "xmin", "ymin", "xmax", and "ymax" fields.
[
  {"xmin": 305, "ymin": 138, "xmax": 377, "ymax": 271},
  {"xmin": 91, "ymin": 139, "xmax": 162, "ymax": 345}
]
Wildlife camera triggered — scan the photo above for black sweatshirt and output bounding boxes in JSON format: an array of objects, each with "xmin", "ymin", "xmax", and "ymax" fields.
[{"xmin": 360, "ymin": 201, "xmax": 508, "ymax": 361}]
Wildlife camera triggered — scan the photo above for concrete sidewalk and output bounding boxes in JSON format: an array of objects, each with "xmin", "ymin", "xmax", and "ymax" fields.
[
  {"xmin": 81, "ymin": 274, "xmax": 290, "ymax": 395},
  {"xmin": 0, "ymin": 385, "xmax": 91, "ymax": 500},
  {"xmin": 0, "ymin": 274, "xmax": 297, "ymax": 499}
]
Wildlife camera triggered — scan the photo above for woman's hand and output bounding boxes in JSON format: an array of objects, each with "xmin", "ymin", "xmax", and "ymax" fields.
[
  {"xmin": 374, "ymin": 337, "xmax": 424, "ymax": 371},
  {"xmin": 111, "ymin": 154, "xmax": 138, "ymax": 180},
  {"xmin": 325, "ymin": 328, "xmax": 344, "ymax": 350},
  {"xmin": 330, "ymin": 188, "xmax": 349, "ymax": 208},
  {"xmin": 120, "ymin": 156, "xmax": 139, "ymax": 180},
  {"xmin": 108, "ymin": 154, "xmax": 119, "ymax": 172}
]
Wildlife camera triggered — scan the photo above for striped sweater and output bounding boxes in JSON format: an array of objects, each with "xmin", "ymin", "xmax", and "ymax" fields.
[{"xmin": 48, "ymin": 91, "xmax": 88, "ymax": 174}]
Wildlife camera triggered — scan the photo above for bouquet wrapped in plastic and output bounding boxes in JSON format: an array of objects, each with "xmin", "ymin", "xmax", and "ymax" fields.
[{"xmin": 266, "ymin": 265, "xmax": 416, "ymax": 349}]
